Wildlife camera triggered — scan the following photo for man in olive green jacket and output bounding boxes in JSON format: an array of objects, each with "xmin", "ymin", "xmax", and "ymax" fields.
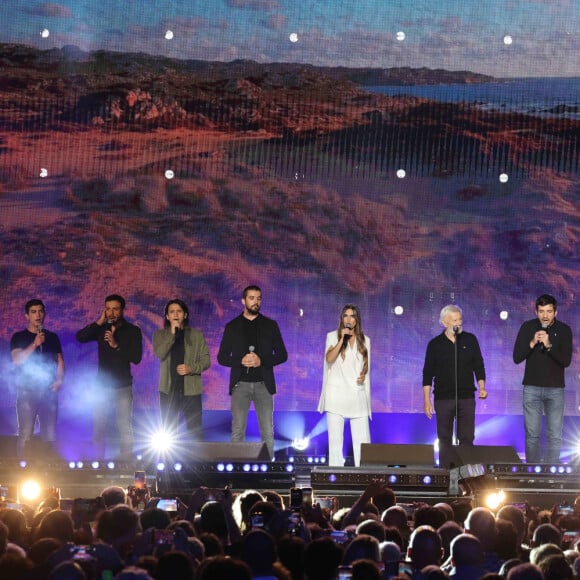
[{"xmin": 153, "ymin": 299, "xmax": 210, "ymax": 441}]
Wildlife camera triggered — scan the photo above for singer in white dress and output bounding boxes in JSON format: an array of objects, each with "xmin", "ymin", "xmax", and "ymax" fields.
[{"xmin": 318, "ymin": 304, "xmax": 371, "ymax": 467}]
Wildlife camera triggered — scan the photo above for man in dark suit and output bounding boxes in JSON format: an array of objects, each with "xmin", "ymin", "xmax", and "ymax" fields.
[{"xmin": 218, "ymin": 285, "xmax": 287, "ymax": 460}]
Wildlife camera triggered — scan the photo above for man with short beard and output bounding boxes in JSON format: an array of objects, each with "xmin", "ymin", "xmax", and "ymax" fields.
[
  {"xmin": 218, "ymin": 285, "xmax": 287, "ymax": 460},
  {"xmin": 76, "ymin": 294, "xmax": 142, "ymax": 458}
]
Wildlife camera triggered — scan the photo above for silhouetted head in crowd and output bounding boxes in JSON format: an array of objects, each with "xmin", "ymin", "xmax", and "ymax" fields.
[
  {"xmin": 506, "ymin": 562, "xmax": 544, "ymax": 580},
  {"xmin": 538, "ymin": 553, "xmax": 573, "ymax": 580},
  {"xmin": 496, "ymin": 504, "xmax": 526, "ymax": 545},
  {"xmin": 350, "ymin": 558, "xmax": 381, "ymax": 580},
  {"xmin": 343, "ymin": 534, "xmax": 380, "ymax": 566},
  {"xmin": 101, "ymin": 505, "xmax": 139, "ymax": 555},
  {"xmin": 530, "ymin": 542, "xmax": 563, "ymax": 566},
  {"xmin": 277, "ymin": 535, "xmax": 306, "ymax": 580},
  {"xmin": 464, "ymin": 507, "xmax": 497, "ymax": 552},
  {"xmin": 232, "ymin": 489, "xmax": 265, "ymax": 532},
  {"xmin": 35, "ymin": 510, "xmax": 74, "ymax": 544},
  {"xmin": 140, "ymin": 507, "xmax": 171, "ymax": 531},
  {"xmin": 198, "ymin": 532, "xmax": 225, "ymax": 557},
  {"xmin": 200, "ymin": 501, "xmax": 229, "ymax": 542},
  {"xmin": 241, "ymin": 528, "xmax": 278, "ymax": 577},
  {"xmin": 382, "ymin": 526, "xmax": 404, "ymax": 551},
  {"xmin": 379, "ymin": 540, "xmax": 401, "ymax": 566},
  {"xmin": 498, "ymin": 558, "xmax": 523, "ymax": 577},
  {"xmin": 262, "ymin": 490, "xmax": 285, "ymax": 510},
  {"xmin": 304, "ymin": 536, "xmax": 343, "ymax": 580},
  {"xmin": 407, "ymin": 525, "xmax": 443, "ymax": 571},
  {"xmin": 247, "ymin": 500, "xmax": 278, "ymax": 533},
  {"xmin": 0, "ymin": 551, "xmax": 34, "ymax": 578},
  {"xmin": 437, "ymin": 519, "xmax": 463, "ymax": 561},
  {"xmin": 114, "ymin": 566, "xmax": 155, "ymax": 580},
  {"xmin": 532, "ymin": 523, "xmax": 562, "ymax": 547},
  {"xmin": 196, "ymin": 555, "xmax": 252, "ymax": 580},
  {"xmin": 433, "ymin": 502, "xmax": 454, "ymax": 522},
  {"xmin": 381, "ymin": 505, "xmax": 410, "ymax": 543},
  {"xmin": 414, "ymin": 506, "xmax": 447, "ymax": 530},
  {"xmin": 48, "ymin": 560, "xmax": 86, "ymax": 580},
  {"xmin": 0, "ymin": 508, "xmax": 29, "ymax": 547},
  {"xmin": 167, "ymin": 519, "xmax": 196, "ymax": 538},
  {"xmin": 450, "ymin": 533, "xmax": 484, "ymax": 568},
  {"xmin": 356, "ymin": 519, "xmax": 385, "ymax": 543},
  {"xmin": 101, "ymin": 486, "xmax": 127, "ymax": 508},
  {"xmin": 156, "ymin": 550, "xmax": 196, "ymax": 580},
  {"xmin": 420, "ymin": 565, "xmax": 448, "ymax": 579},
  {"xmin": 495, "ymin": 519, "xmax": 520, "ymax": 561}
]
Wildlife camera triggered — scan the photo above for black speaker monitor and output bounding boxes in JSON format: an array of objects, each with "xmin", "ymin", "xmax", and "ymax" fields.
[
  {"xmin": 361, "ymin": 443, "xmax": 435, "ymax": 467},
  {"xmin": 448, "ymin": 445, "xmax": 521, "ymax": 468}
]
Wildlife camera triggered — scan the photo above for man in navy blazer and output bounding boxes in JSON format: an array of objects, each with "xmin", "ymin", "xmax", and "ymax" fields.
[{"xmin": 218, "ymin": 285, "xmax": 288, "ymax": 460}]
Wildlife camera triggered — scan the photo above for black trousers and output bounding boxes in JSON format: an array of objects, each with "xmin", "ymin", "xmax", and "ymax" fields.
[
  {"xmin": 434, "ymin": 397, "xmax": 475, "ymax": 468},
  {"xmin": 159, "ymin": 391, "xmax": 202, "ymax": 441}
]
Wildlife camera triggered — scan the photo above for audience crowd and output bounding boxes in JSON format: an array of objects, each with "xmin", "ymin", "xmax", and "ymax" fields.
[{"xmin": 1, "ymin": 479, "xmax": 580, "ymax": 579}]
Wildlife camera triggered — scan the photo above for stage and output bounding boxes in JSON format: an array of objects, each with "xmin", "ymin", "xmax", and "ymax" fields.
[{"xmin": 2, "ymin": 442, "xmax": 580, "ymax": 513}]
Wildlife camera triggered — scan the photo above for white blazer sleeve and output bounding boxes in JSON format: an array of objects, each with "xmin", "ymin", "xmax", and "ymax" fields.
[{"xmin": 317, "ymin": 331, "xmax": 337, "ymax": 413}]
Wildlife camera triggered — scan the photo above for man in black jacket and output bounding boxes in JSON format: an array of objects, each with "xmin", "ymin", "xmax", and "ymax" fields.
[
  {"xmin": 76, "ymin": 294, "xmax": 142, "ymax": 458},
  {"xmin": 218, "ymin": 285, "xmax": 287, "ymax": 460},
  {"xmin": 513, "ymin": 294, "xmax": 573, "ymax": 463}
]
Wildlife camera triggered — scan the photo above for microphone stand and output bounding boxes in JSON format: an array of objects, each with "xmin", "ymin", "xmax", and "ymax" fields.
[{"xmin": 452, "ymin": 327, "xmax": 459, "ymax": 466}]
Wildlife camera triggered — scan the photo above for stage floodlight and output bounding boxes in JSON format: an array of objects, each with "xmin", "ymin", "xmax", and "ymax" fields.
[
  {"xmin": 484, "ymin": 489, "xmax": 505, "ymax": 511},
  {"xmin": 21, "ymin": 480, "xmax": 42, "ymax": 502},
  {"xmin": 91, "ymin": 461, "xmax": 100, "ymax": 469},
  {"xmin": 156, "ymin": 462, "xmax": 165, "ymax": 471},
  {"xmin": 292, "ymin": 437, "xmax": 310, "ymax": 452},
  {"xmin": 68, "ymin": 461, "xmax": 76, "ymax": 470},
  {"xmin": 107, "ymin": 461, "xmax": 115, "ymax": 469},
  {"xmin": 173, "ymin": 462, "xmax": 183, "ymax": 472},
  {"xmin": 149, "ymin": 430, "xmax": 175, "ymax": 454}
]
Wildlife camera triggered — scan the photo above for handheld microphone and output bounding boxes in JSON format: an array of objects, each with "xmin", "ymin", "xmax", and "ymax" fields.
[
  {"xmin": 343, "ymin": 323, "xmax": 353, "ymax": 345},
  {"xmin": 247, "ymin": 345, "xmax": 255, "ymax": 374},
  {"xmin": 452, "ymin": 326, "xmax": 460, "ymax": 334},
  {"xmin": 540, "ymin": 323, "xmax": 549, "ymax": 349},
  {"xmin": 38, "ymin": 325, "xmax": 43, "ymax": 353}
]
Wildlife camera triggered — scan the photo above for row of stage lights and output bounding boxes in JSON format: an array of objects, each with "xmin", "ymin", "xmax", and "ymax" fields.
[{"xmin": 13, "ymin": 461, "xmax": 579, "ymax": 475}]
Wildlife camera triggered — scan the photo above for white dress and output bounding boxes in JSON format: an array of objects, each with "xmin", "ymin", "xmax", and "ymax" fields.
[{"xmin": 318, "ymin": 331, "xmax": 371, "ymax": 419}]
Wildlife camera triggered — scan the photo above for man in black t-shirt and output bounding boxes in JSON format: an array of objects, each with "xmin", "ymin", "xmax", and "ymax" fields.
[{"xmin": 10, "ymin": 299, "xmax": 65, "ymax": 457}]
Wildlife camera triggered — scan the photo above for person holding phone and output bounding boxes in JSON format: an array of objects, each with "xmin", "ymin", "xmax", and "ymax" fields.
[
  {"xmin": 10, "ymin": 299, "xmax": 65, "ymax": 457},
  {"xmin": 318, "ymin": 304, "xmax": 371, "ymax": 467},
  {"xmin": 153, "ymin": 299, "xmax": 211, "ymax": 441}
]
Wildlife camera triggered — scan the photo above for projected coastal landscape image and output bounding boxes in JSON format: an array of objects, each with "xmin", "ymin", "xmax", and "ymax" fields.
[{"xmin": 0, "ymin": 0, "xmax": 577, "ymax": 458}]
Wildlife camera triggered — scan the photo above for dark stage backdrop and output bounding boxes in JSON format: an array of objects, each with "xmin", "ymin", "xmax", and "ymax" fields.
[{"xmin": 0, "ymin": 1, "xmax": 578, "ymax": 457}]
